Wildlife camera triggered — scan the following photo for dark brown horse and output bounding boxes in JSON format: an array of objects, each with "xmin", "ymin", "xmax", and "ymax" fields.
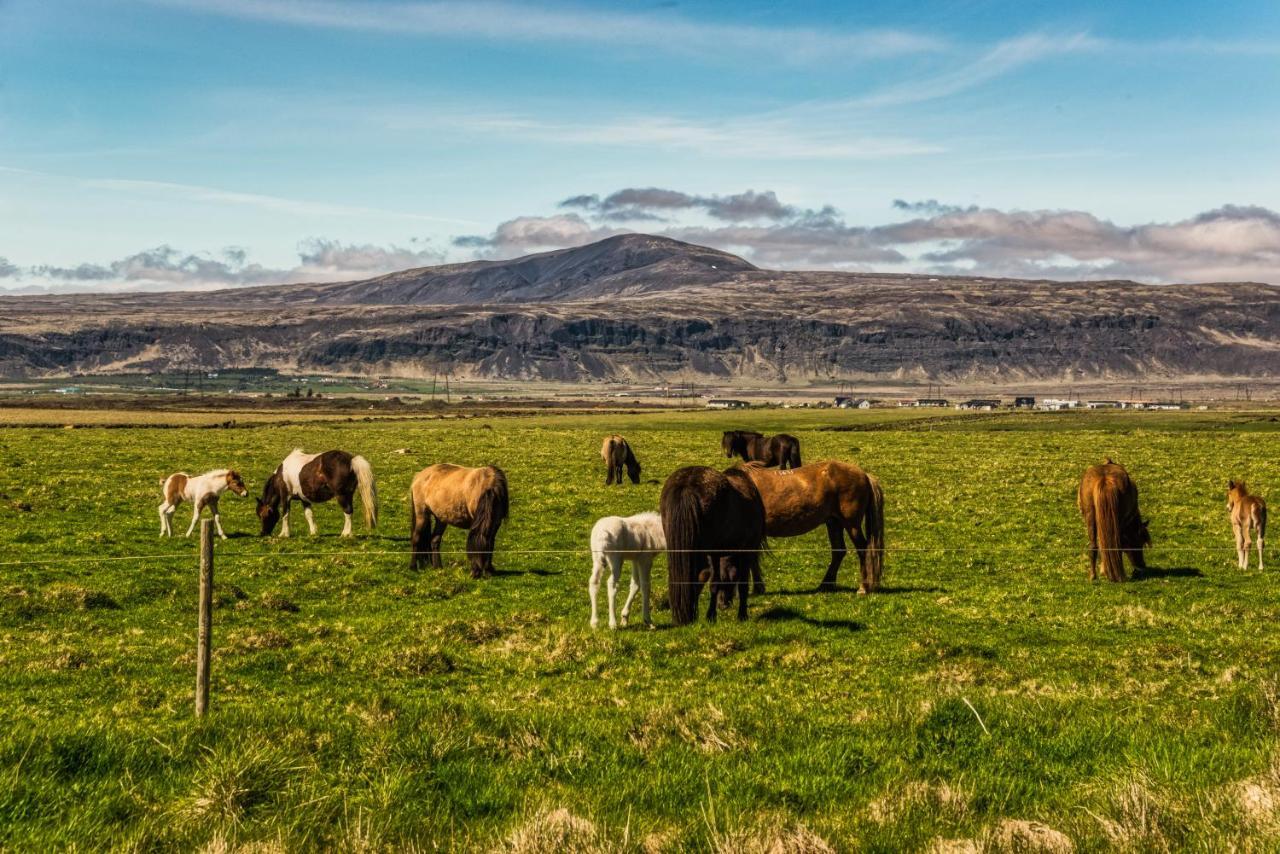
[
  {"xmin": 601, "ymin": 434, "xmax": 641, "ymax": 485},
  {"xmin": 258, "ymin": 449, "xmax": 377, "ymax": 537},
  {"xmin": 660, "ymin": 465, "xmax": 767, "ymax": 625},
  {"xmin": 722, "ymin": 430, "xmax": 802, "ymax": 469},
  {"xmin": 409, "ymin": 464, "xmax": 509, "ymax": 577},
  {"xmin": 1078, "ymin": 458, "xmax": 1150, "ymax": 581},
  {"xmin": 735, "ymin": 460, "xmax": 884, "ymax": 594}
]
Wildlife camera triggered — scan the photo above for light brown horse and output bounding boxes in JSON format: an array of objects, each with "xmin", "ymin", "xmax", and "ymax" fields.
[
  {"xmin": 734, "ymin": 460, "xmax": 884, "ymax": 594},
  {"xmin": 409, "ymin": 464, "xmax": 509, "ymax": 577},
  {"xmin": 1078, "ymin": 459, "xmax": 1150, "ymax": 582},
  {"xmin": 1227, "ymin": 480, "xmax": 1267, "ymax": 570},
  {"xmin": 601, "ymin": 434, "xmax": 641, "ymax": 485}
]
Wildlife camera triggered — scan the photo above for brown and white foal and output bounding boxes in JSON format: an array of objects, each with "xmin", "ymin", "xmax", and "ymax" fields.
[
  {"xmin": 1227, "ymin": 480, "xmax": 1267, "ymax": 570},
  {"xmin": 159, "ymin": 469, "xmax": 248, "ymax": 539}
]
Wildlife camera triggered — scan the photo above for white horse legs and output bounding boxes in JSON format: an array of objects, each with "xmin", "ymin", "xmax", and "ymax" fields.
[
  {"xmin": 280, "ymin": 498, "xmax": 292, "ymax": 537},
  {"xmin": 185, "ymin": 500, "xmax": 203, "ymax": 537},
  {"xmin": 158, "ymin": 502, "xmax": 175, "ymax": 536},
  {"xmin": 341, "ymin": 511, "xmax": 353, "ymax": 537},
  {"xmin": 589, "ymin": 551, "xmax": 616, "ymax": 629},
  {"xmin": 590, "ymin": 553, "xmax": 654, "ymax": 630},
  {"xmin": 303, "ymin": 504, "xmax": 318, "ymax": 536}
]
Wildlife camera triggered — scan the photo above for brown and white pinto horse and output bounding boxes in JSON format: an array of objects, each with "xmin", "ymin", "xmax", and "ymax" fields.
[
  {"xmin": 409, "ymin": 464, "xmax": 509, "ymax": 577},
  {"xmin": 1078, "ymin": 459, "xmax": 1149, "ymax": 581},
  {"xmin": 258, "ymin": 449, "xmax": 377, "ymax": 537},
  {"xmin": 734, "ymin": 460, "xmax": 884, "ymax": 594},
  {"xmin": 601, "ymin": 434, "xmax": 641, "ymax": 485},
  {"xmin": 722, "ymin": 430, "xmax": 802, "ymax": 469},
  {"xmin": 159, "ymin": 469, "xmax": 247, "ymax": 539}
]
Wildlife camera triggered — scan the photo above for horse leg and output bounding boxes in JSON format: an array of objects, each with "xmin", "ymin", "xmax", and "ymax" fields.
[
  {"xmin": 1085, "ymin": 515, "xmax": 1097, "ymax": 581},
  {"xmin": 1242, "ymin": 523, "xmax": 1253, "ymax": 571},
  {"xmin": 588, "ymin": 550, "xmax": 605, "ymax": 629},
  {"xmin": 210, "ymin": 497, "xmax": 227, "ymax": 540},
  {"xmin": 302, "ymin": 501, "xmax": 318, "ymax": 536},
  {"xmin": 185, "ymin": 498, "xmax": 202, "ymax": 537},
  {"xmin": 338, "ymin": 492, "xmax": 354, "ymax": 537},
  {"xmin": 606, "ymin": 553, "xmax": 622, "ymax": 629},
  {"xmin": 637, "ymin": 555, "xmax": 654, "ymax": 628},
  {"xmin": 820, "ymin": 518, "xmax": 847, "ymax": 591},
  {"xmin": 429, "ymin": 518, "xmax": 447, "ymax": 569},
  {"xmin": 737, "ymin": 557, "xmax": 751, "ymax": 621},
  {"xmin": 280, "ymin": 497, "xmax": 292, "ymax": 537},
  {"xmin": 620, "ymin": 557, "xmax": 641, "ymax": 627},
  {"xmin": 1257, "ymin": 512, "xmax": 1266, "ymax": 571},
  {"xmin": 158, "ymin": 500, "xmax": 173, "ymax": 537},
  {"xmin": 704, "ymin": 556, "xmax": 718, "ymax": 623},
  {"xmin": 852, "ymin": 527, "xmax": 874, "ymax": 594}
]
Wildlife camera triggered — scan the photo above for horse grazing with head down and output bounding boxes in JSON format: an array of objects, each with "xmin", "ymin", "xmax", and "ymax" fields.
[
  {"xmin": 1227, "ymin": 480, "xmax": 1267, "ymax": 570},
  {"xmin": 588, "ymin": 511, "xmax": 664, "ymax": 630},
  {"xmin": 600, "ymin": 434, "xmax": 641, "ymax": 485},
  {"xmin": 1078, "ymin": 458, "xmax": 1150, "ymax": 582},
  {"xmin": 661, "ymin": 466, "xmax": 766, "ymax": 625},
  {"xmin": 735, "ymin": 460, "xmax": 884, "ymax": 594},
  {"xmin": 409, "ymin": 464, "xmax": 509, "ymax": 577},
  {"xmin": 257, "ymin": 449, "xmax": 377, "ymax": 537},
  {"xmin": 722, "ymin": 430, "xmax": 802, "ymax": 469}
]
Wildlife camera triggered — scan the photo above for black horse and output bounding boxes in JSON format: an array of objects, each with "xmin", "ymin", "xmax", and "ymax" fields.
[
  {"xmin": 721, "ymin": 430, "xmax": 802, "ymax": 469},
  {"xmin": 660, "ymin": 465, "xmax": 767, "ymax": 625}
]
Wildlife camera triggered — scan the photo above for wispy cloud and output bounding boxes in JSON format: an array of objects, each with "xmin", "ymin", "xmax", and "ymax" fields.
[{"xmin": 144, "ymin": 0, "xmax": 945, "ymax": 62}]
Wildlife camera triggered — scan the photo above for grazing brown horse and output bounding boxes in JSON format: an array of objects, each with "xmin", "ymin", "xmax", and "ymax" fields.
[
  {"xmin": 735, "ymin": 460, "xmax": 884, "ymax": 594},
  {"xmin": 660, "ymin": 465, "xmax": 767, "ymax": 625},
  {"xmin": 1227, "ymin": 480, "xmax": 1267, "ymax": 570},
  {"xmin": 722, "ymin": 430, "xmax": 802, "ymax": 469},
  {"xmin": 601, "ymin": 434, "xmax": 641, "ymax": 485},
  {"xmin": 258, "ymin": 449, "xmax": 377, "ymax": 537},
  {"xmin": 409, "ymin": 464, "xmax": 509, "ymax": 577},
  {"xmin": 1078, "ymin": 459, "xmax": 1150, "ymax": 582}
]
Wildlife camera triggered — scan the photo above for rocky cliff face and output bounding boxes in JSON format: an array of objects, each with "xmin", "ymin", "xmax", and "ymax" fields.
[{"xmin": 4, "ymin": 236, "xmax": 1279, "ymax": 382}]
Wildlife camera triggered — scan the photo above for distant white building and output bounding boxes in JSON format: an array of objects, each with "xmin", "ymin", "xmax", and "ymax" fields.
[
  {"xmin": 1039, "ymin": 398, "xmax": 1080, "ymax": 411},
  {"xmin": 707, "ymin": 399, "xmax": 750, "ymax": 410},
  {"xmin": 1085, "ymin": 400, "xmax": 1121, "ymax": 409},
  {"xmin": 835, "ymin": 396, "xmax": 871, "ymax": 409}
]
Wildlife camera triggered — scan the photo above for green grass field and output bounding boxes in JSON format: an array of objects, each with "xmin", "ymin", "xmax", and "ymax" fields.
[{"xmin": 4, "ymin": 408, "xmax": 1280, "ymax": 851}]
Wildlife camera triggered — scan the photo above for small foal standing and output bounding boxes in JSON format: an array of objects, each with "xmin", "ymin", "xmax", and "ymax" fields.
[
  {"xmin": 1227, "ymin": 480, "xmax": 1267, "ymax": 570},
  {"xmin": 159, "ymin": 469, "xmax": 247, "ymax": 539},
  {"xmin": 588, "ymin": 511, "xmax": 665, "ymax": 629}
]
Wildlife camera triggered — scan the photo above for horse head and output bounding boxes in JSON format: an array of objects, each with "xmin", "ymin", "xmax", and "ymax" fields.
[
  {"xmin": 226, "ymin": 470, "xmax": 248, "ymax": 497},
  {"xmin": 257, "ymin": 475, "xmax": 282, "ymax": 535}
]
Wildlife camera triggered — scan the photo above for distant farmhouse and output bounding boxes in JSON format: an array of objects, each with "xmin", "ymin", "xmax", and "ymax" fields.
[
  {"xmin": 1014, "ymin": 396, "xmax": 1036, "ymax": 408},
  {"xmin": 957, "ymin": 399, "xmax": 1001, "ymax": 411},
  {"xmin": 1038, "ymin": 398, "xmax": 1080, "ymax": 410},
  {"xmin": 914, "ymin": 398, "xmax": 950, "ymax": 408},
  {"xmin": 835, "ymin": 396, "xmax": 872, "ymax": 409},
  {"xmin": 706, "ymin": 399, "xmax": 750, "ymax": 410},
  {"xmin": 1086, "ymin": 400, "xmax": 1122, "ymax": 409}
]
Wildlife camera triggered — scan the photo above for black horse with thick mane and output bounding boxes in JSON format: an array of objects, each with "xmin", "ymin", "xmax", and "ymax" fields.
[
  {"xmin": 660, "ymin": 465, "xmax": 767, "ymax": 625},
  {"xmin": 721, "ymin": 430, "xmax": 802, "ymax": 469}
]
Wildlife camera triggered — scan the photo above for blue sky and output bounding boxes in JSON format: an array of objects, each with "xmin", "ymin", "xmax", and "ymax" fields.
[{"xmin": 2, "ymin": 0, "xmax": 1278, "ymax": 289}]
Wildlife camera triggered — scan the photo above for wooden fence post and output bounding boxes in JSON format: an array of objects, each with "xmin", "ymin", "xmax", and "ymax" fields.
[{"xmin": 195, "ymin": 519, "xmax": 214, "ymax": 717}]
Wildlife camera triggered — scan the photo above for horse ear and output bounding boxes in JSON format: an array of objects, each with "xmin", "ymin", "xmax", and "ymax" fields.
[{"xmin": 1228, "ymin": 479, "xmax": 1236, "ymax": 489}]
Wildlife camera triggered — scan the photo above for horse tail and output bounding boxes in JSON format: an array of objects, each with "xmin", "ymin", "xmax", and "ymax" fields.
[
  {"xmin": 1094, "ymin": 480, "xmax": 1124, "ymax": 582},
  {"xmin": 788, "ymin": 440, "xmax": 802, "ymax": 469},
  {"xmin": 623, "ymin": 441, "xmax": 642, "ymax": 484},
  {"xmin": 468, "ymin": 468, "xmax": 509, "ymax": 574},
  {"xmin": 352, "ymin": 455, "xmax": 378, "ymax": 528},
  {"xmin": 864, "ymin": 474, "xmax": 885, "ymax": 589},
  {"xmin": 661, "ymin": 477, "xmax": 702, "ymax": 626}
]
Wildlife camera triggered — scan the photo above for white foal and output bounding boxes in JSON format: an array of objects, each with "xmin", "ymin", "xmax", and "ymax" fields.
[
  {"xmin": 589, "ymin": 511, "xmax": 665, "ymax": 629},
  {"xmin": 159, "ymin": 469, "xmax": 248, "ymax": 540}
]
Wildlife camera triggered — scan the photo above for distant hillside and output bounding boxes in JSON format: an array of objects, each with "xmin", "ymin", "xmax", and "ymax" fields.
[{"xmin": 3, "ymin": 235, "xmax": 1279, "ymax": 383}]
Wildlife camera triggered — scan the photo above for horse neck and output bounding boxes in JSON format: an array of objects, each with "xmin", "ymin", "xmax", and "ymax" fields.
[{"xmin": 261, "ymin": 473, "xmax": 283, "ymax": 505}]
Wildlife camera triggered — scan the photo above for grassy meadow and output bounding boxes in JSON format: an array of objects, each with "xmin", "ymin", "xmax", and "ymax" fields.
[{"xmin": 5, "ymin": 407, "xmax": 1280, "ymax": 851}]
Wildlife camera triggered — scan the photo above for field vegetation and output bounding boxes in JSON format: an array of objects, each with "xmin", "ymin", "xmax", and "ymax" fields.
[{"xmin": 3, "ymin": 408, "xmax": 1280, "ymax": 850}]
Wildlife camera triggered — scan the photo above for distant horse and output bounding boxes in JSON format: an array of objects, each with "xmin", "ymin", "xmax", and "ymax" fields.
[
  {"xmin": 588, "ymin": 511, "xmax": 664, "ymax": 629},
  {"xmin": 159, "ymin": 469, "xmax": 247, "ymax": 539},
  {"xmin": 1078, "ymin": 459, "xmax": 1150, "ymax": 581},
  {"xmin": 601, "ymin": 435, "xmax": 641, "ymax": 485},
  {"xmin": 257, "ymin": 449, "xmax": 377, "ymax": 537},
  {"xmin": 735, "ymin": 460, "xmax": 884, "ymax": 594},
  {"xmin": 722, "ymin": 430, "xmax": 802, "ymax": 469},
  {"xmin": 661, "ymin": 466, "xmax": 767, "ymax": 625},
  {"xmin": 409, "ymin": 464, "xmax": 509, "ymax": 577},
  {"xmin": 1227, "ymin": 480, "xmax": 1267, "ymax": 570}
]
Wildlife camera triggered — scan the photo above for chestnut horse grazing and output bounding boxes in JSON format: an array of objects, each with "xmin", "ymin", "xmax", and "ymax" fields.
[
  {"xmin": 661, "ymin": 466, "xmax": 766, "ymax": 625},
  {"xmin": 1078, "ymin": 459, "xmax": 1150, "ymax": 581},
  {"xmin": 735, "ymin": 460, "xmax": 884, "ymax": 594},
  {"xmin": 258, "ymin": 449, "xmax": 377, "ymax": 537},
  {"xmin": 589, "ymin": 511, "xmax": 664, "ymax": 629},
  {"xmin": 722, "ymin": 430, "xmax": 802, "ymax": 469},
  {"xmin": 409, "ymin": 464, "xmax": 509, "ymax": 577},
  {"xmin": 1227, "ymin": 480, "xmax": 1267, "ymax": 570},
  {"xmin": 159, "ymin": 469, "xmax": 247, "ymax": 539},
  {"xmin": 601, "ymin": 434, "xmax": 641, "ymax": 485}
]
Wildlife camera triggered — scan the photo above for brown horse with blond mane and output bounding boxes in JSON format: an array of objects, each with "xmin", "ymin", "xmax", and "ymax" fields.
[
  {"xmin": 734, "ymin": 460, "xmax": 884, "ymax": 594},
  {"xmin": 409, "ymin": 464, "xmax": 509, "ymax": 577},
  {"xmin": 1078, "ymin": 458, "xmax": 1150, "ymax": 582},
  {"xmin": 1227, "ymin": 480, "xmax": 1267, "ymax": 570},
  {"xmin": 600, "ymin": 434, "xmax": 641, "ymax": 485}
]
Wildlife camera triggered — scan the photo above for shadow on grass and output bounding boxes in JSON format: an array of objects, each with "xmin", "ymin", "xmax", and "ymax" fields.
[
  {"xmin": 768, "ymin": 583, "xmax": 944, "ymax": 596},
  {"xmin": 489, "ymin": 567, "xmax": 562, "ymax": 577},
  {"xmin": 756, "ymin": 605, "xmax": 863, "ymax": 631},
  {"xmin": 1131, "ymin": 566, "xmax": 1203, "ymax": 580}
]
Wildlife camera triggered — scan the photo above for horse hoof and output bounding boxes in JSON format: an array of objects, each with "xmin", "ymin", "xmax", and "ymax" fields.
[
  {"xmin": 818, "ymin": 582, "xmax": 838, "ymax": 593},
  {"xmin": 857, "ymin": 586, "xmax": 869, "ymax": 596}
]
